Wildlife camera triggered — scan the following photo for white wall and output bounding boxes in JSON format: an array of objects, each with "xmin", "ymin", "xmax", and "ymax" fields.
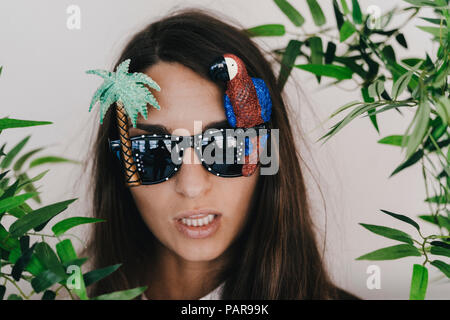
[{"xmin": 0, "ymin": 0, "xmax": 448, "ymax": 299}]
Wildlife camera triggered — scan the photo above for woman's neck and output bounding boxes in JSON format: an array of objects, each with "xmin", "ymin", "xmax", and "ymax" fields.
[{"xmin": 143, "ymin": 241, "xmax": 229, "ymax": 300}]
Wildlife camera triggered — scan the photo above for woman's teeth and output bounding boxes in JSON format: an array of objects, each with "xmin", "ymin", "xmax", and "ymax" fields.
[{"xmin": 181, "ymin": 214, "xmax": 216, "ymax": 227}]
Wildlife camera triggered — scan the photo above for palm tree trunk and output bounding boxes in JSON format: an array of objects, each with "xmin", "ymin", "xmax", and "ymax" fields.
[{"xmin": 116, "ymin": 101, "xmax": 141, "ymax": 186}]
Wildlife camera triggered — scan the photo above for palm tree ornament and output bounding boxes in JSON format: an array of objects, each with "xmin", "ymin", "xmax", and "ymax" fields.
[{"xmin": 86, "ymin": 59, "xmax": 161, "ymax": 187}]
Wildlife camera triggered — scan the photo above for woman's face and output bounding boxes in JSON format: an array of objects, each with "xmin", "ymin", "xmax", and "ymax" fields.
[{"xmin": 128, "ymin": 61, "xmax": 259, "ymax": 262}]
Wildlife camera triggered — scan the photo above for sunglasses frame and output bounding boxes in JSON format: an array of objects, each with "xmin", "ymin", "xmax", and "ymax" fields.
[{"xmin": 108, "ymin": 123, "xmax": 270, "ymax": 185}]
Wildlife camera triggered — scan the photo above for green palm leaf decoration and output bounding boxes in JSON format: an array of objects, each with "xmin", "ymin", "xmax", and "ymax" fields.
[
  {"xmin": 86, "ymin": 59, "xmax": 161, "ymax": 186},
  {"xmin": 86, "ymin": 59, "xmax": 161, "ymax": 127}
]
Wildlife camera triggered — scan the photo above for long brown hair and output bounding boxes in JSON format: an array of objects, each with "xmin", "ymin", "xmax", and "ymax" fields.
[{"xmin": 81, "ymin": 7, "xmax": 357, "ymax": 299}]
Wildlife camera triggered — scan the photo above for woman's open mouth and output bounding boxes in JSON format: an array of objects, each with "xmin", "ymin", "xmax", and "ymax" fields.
[{"xmin": 174, "ymin": 212, "xmax": 221, "ymax": 239}]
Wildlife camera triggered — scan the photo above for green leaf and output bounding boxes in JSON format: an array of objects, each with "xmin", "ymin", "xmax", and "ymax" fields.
[
  {"xmin": 417, "ymin": 26, "xmax": 448, "ymax": 38},
  {"xmin": 418, "ymin": 214, "xmax": 450, "ymax": 230},
  {"xmin": 378, "ymin": 135, "xmax": 405, "ymax": 146},
  {"xmin": 17, "ymin": 170, "xmax": 49, "ymax": 191},
  {"xmin": 325, "ymin": 42, "xmax": 337, "ymax": 64},
  {"xmin": 0, "ymin": 285, "xmax": 5, "ymax": 300},
  {"xmin": 274, "ymin": 0, "xmax": 305, "ymax": 27},
  {"xmin": 395, "ymin": 33, "xmax": 408, "ymax": 48},
  {"xmin": 29, "ymin": 156, "xmax": 80, "ymax": 169},
  {"xmin": 31, "ymin": 269, "xmax": 65, "ymax": 293},
  {"xmin": 9, "ymin": 198, "xmax": 77, "ymax": 238},
  {"xmin": 0, "ymin": 224, "xmax": 20, "ymax": 251},
  {"xmin": 339, "ymin": 21, "xmax": 356, "ymax": 42},
  {"xmin": 340, "ymin": 0, "xmax": 350, "ymax": 14},
  {"xmin": 420, "ymin": 17, "xmax": 447, "ymax": 25},
  {"xmin": 91, "ymin": 286, "xmax": 147, "ymax": 300},
  {"xmin": 359, "ymin": 223, "xmax": 414, "ymax": 244},
  {"xmin": 294, "ymin": 64, "xmax": 353, "ymax": 80},
  {"xmin": 308, "ymin": 37, "xmax": 323, "ymax": 82},
  {"xmin": 0, "ymin": 169, "xmax": 10, "ymax": 181},
  {"xmin": 245, "ymin": 24, "xmax": 285, "ymax": 37},
  {"xmin": 56, "ymin": 239, "xmax": 78, "ymax": 263},
  {"xmin": 430, "ymin": 260, "xmax": 450, "ymax": 278},
  {"xmin": 390, "ymin": 149, "xmax": 423, "ymax": 177},
  {"xmin": 74, "ymin": 273, "xmax": 89, "ymax": 300},
  {"xmin": 351, "ymin": 0, "xmax": 362, "ymax": 24},
  {"xmin": 329, "ymin": 100, "xmax": 362, "ymax": 118},
  {"xmin": 405, "ymin": 99, "xmax": 430, "ymax": 159},
  {"xmin": 381, "ymin": 45, "xmax": 396, "ymax": 63},
  {"xmin": 308, "ymin": 37, "xmax": 323, "ymax": 65},
  {"xmin": 380, "ymin": 209, "xmax": 421, "ymax": 231},
  {"xmin": 83, "ymin": 264, "xmax": 122, "ymax": 287},
  {"xmin": 402, "ymin": 58, "xmax": 423, "ymax": 67},
  {"xmin": 13, "ymin": 147, "xmax": 44, "ymax": 172},
  {"xmin": 62, "ymin": 257, "xmax": 88, "ymax": 269},
  {"xmin": 386, "ymin": 62, "xmax": 418, "ymax": 90},
  {"xmin": 0, "ymin": 136, "xmax": 31, "ymax": 169},
  {"xmin": 0, "ymin": 118, "xmax": 52, "ymax": 130},
  {"xmin": 65, "ymin": 264, "xmax": 89, "ymax": 300},
  {"xmin": 306, "ymin": 0, "xmax": 326, "ymax": 26},
  {"xmin": 278, "ymin": 40, "xmax": 302, "ymax": 90},
  {"xmin": 361, "ymin": 87, "xmax": 374, "ymax": 104},
  {"xmin": 392, "ymin": 71, "xmax": 413, "ymax": 100},
  {"xmin": 430, "ymin": 245, "xmax": 450, "ymax": 258},
  {"xmin": 42, "ymin": 290, "xmax": 56, "ymax": 300},
  {"xmin": 52, "ymin": 216, "xmax": 105, "ymax": 237},
  {"xmin": 333, "ymin": 0, "xmax": 344, "ymax": 30},
  {"xmin": 26, "ymin": 254, "xmax": 46, "ymax": 276},
  {"xmin": 424, "ymin": 195, "xmax": 449, "ymax": 204},
  {"xmin": 433, "ymin": 61, "xmax": 448, "ymax": 88},
  {"xmin": 368, "ymin": 80, "xmax": 384, "ymax": 99},
  {"xmin": 404, "ymin": 0, "xmax": 442, "ymax": 6},
  {"xmin": 20, "ymin": 235, "xmax": 29, "ymax": 252},
  {"xmin": 409, "ymin": 264, "xmax": 428, "ymax": 300},
  {"xmin": 0, "ymin": 144, "xmax": 8, "ymax": 157},
  {"xmin": 0, "ymin": 179, "xmax": 20, "ymax": 201},
  {"xmin": 318, "ymin": 102, "xmax": 380, "ymax": 143},
  {"xmin": 11, "ymin": 243, "xmax": 37, "ymax": 281},
  {"xmin": 356, "ymin": 244, "xmax": 421, "ymax": 260},
  {"xmin": 0, "ymin": 193, "xmax": 37, "ymax": 214},
  {"xmin": 7, "ymin": 294, "xmax": 23, "ymax": 300},
  {"xmin": 34, "ymin": 242, "xmax": 66, "ymax": 278},
  {"xmin": 436, "ymin": 96, "xmax": 450, "ymax": 126}
]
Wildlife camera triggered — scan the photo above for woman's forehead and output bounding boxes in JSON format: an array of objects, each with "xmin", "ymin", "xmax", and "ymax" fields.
[{"xmin": 129, "ymin": 61, "xmax": 226, "ymax": 135}]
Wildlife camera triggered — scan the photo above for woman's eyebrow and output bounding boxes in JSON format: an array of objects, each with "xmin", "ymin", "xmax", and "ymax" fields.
[
  {"xmin": 135, "ymin": 123, "xmax": 169, "ymax": 135},
  {"xmin": 204, "ymin": 119, "xmax": 230, "ymax": 130},
  {"xmin": 135, "ymin": 119, "xmax": 230, "ymax": 134}
]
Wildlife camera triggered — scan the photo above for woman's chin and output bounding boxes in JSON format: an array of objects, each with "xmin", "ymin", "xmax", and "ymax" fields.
[{"xmin": 173, "ymin": 241, "xmax": 226, "ymax": 262}]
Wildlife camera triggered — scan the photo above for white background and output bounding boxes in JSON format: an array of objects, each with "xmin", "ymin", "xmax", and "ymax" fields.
[{"xmin": 0, "ymin": 0, "xmax": 448, "ymax": 299}]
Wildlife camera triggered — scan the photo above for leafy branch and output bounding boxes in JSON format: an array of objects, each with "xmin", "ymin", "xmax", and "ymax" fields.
[
  {"xmin": 246, "ymin": 0, "xmax": 450, "ymax": 299},
  {"xmin": 0, "ymin": 115, "xmax": 146, "ymax": 300}
]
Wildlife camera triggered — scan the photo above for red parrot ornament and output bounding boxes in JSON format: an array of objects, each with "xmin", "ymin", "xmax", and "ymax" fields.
[{"xmin": 209, "ymin": 53, "xmax": 272, "ymax": 176}]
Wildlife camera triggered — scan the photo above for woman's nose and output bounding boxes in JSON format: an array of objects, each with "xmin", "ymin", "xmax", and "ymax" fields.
[{"xmin": 174, "ymin": 146, "xmax": 212, "ymax": 199}]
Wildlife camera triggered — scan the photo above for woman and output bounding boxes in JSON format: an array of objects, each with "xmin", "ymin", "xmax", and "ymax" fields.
[{"xmin": 82, "ymin": 7, "xmax": 358, "ymax": 300}]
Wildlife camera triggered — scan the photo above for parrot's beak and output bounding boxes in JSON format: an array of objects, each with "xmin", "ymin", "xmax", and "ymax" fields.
[{"xmin": 209, "ymin": 56, "xmax": 230, "ymax": 82}]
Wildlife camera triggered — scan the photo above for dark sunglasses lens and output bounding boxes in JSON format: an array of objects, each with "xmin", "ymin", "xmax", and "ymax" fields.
[
  {"xmin": 131, "ymin": 139, "xmax": 177, "ymax": 183},
  {"xmin": 201, "ymin": 134, "xmax": 244, "ymax": 176}
]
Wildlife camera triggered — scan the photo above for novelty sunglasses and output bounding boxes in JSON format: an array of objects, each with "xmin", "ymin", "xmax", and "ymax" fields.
[{"xmin": 109, "ymin": 123, "xmax": 270, "ymax": 185}]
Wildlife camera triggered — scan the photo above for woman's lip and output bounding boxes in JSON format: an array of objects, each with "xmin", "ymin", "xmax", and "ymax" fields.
[
  {"xmin": 174, "ymin": 208, "xmax": 223, "ymax": 220},
  {"xmin": 174, "ymin": 215, "xmax": 221, "ymax": 239}
]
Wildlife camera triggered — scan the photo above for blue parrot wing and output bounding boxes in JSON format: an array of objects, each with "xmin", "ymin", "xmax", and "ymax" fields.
[
  {"xmin": 251, "ymin": 77, "xmax": 272, "ymax": 123},
  {"xmin": 244, "ymin": 133, "xmax": 269, "ymax": 156},
  {"xmin": 223, "ymin": 93, "xmax": 237, "ymax": 128},
  {"xmin": 245, "ymin": 137, "xmax": 251, "ymax": 156}
]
